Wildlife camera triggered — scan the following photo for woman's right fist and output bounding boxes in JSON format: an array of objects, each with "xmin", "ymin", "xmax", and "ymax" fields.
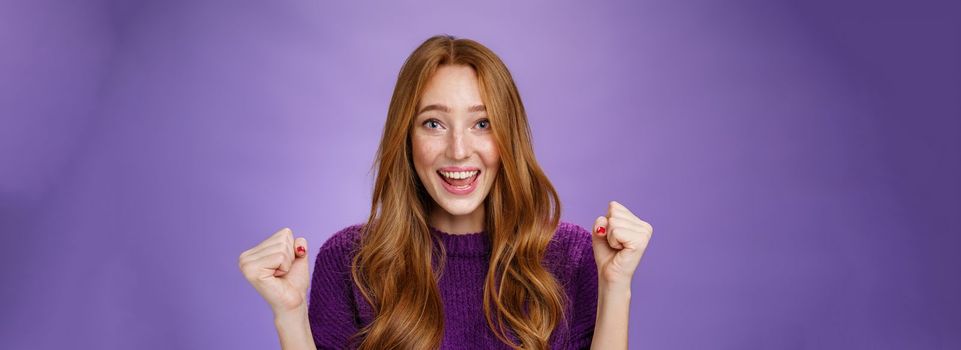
[{"xmin": 239, "ymin": 227, "xmax": 310, "ymax": 315}]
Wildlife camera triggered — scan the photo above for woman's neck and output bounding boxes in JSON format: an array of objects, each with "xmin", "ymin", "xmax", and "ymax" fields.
[{"xmin": 428, "ymin": 203, "xmax": 485, "ymax": 235}]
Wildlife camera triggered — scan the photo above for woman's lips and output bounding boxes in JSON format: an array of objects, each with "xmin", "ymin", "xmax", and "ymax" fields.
[{"xmin": 437, "ymin": 170, "xmax": 480, "ymax": 195}]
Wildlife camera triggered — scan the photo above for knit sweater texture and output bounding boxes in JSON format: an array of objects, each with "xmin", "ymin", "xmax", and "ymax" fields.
[{"xmin": 307, "ymin": 221, "xmax": 598, "ymax": 349}]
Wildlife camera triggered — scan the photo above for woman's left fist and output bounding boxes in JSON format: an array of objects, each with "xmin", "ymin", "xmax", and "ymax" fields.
[{"xmin": 591, "ymin": 201, "xmax": 654, "ymax": 287}]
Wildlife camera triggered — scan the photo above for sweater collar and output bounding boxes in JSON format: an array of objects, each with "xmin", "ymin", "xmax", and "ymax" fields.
[{"xmin": 428, "ymin": 225, "xmax": 490, "ymax": 257}]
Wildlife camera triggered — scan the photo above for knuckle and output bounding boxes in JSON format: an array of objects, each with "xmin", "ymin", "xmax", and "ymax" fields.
[
  {"xmin": 240, "ymin": 247, "xmax": 256, "ymax": 259},
  {"xmin": 239, "ymin": 263, "xmax": 254, "ymax": 279},
  {"xmin": 271, "ymin": 227, "xmax": 291, "ymax": 240},
  {"xmin": 640, "ymin": 222, "xmax": 653, "ymax": 233}
]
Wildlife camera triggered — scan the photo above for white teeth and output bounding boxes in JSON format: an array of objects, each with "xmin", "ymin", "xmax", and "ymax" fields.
[{"xmin": 440, "ymin": 170, "xmax": 479, "ymax": 180}]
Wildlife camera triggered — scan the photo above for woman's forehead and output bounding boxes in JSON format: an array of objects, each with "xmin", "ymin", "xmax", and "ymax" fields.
[{"xmin": 418, "ymin": 66, "xmax": 483, "ymax": 110}]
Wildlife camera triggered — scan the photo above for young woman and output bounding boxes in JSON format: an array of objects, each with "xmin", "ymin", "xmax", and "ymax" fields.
[{"xmin": 239, "ymin": 35, "xmax": 654, "ymax": 350}]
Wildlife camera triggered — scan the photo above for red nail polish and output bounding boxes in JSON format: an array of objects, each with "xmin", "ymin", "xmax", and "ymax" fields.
[
  {"xmin": 597, "ymin": 227, "xmax": 606, "ymax": 235},
  {"xmin": 296, "ymin": 246, "xmax": 306, "ymax": 254}
]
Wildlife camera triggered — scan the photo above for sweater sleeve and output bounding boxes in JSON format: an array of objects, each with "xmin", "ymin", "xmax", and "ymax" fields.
[
  {"xmin": 308, "ymin": 225, "xmax": 363, "ymax": 349},
  {"xmin": 568, "ymin": 225, "xmax": 598, "ymax": 349}
]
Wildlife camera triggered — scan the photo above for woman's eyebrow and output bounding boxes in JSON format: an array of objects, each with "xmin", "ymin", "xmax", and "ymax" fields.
[
  {"xmin": 468, "ymin": 105, "xmax": 487, "ymax": 113},
  {"xmin": 417, "ymin": 104, "xmax": 486, "ymax": 115}
]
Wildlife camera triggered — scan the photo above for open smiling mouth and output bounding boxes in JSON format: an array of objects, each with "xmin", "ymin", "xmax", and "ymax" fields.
[{"xmin": 437, "ymin": 169, "xmax": 481, "ymax": 195}]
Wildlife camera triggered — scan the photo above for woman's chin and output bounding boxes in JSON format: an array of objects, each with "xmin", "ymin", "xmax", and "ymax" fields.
[
  {"xmin": 435, "ymin": 201, "xmax": 482, "ymax": 216},
  {"xmin": 431, "ymin": 192, "xmax": 486, "ymax": 215}
]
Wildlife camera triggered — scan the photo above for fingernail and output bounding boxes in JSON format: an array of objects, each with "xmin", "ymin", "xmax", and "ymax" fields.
[
  {"xmin": 597, "ymin": 227, "xmax": 606, "ymax": 235},
  {"xmin": 296, "ymin": 246, "xmax": 306, "ymax": 255}
]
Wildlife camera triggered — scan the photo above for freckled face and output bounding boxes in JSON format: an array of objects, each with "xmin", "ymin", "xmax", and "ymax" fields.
[{"xmin": 411, "ymin": 65, "xmax": 500, "ymax": 217}]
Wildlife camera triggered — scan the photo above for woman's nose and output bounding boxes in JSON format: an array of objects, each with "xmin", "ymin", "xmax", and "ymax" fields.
[{"xmin": 446, "ymin": 131, "xmax": 471, "ymax": 160}]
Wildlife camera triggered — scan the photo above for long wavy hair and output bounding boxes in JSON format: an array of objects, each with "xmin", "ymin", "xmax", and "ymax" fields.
[{"xmin": 349, "ymin": 34, "xmax": 565, "ymax": 350}]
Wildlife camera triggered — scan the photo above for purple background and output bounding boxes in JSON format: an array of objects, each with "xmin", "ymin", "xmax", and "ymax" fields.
[{"xmin": 2, "ymin": 0, "xmax": 959, "ymax": 349}]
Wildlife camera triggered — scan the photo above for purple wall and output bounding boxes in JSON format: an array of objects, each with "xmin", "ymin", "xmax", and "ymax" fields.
[{"xmin": 2, "ymin": 0, "xmax": 958, "ymax": 348}]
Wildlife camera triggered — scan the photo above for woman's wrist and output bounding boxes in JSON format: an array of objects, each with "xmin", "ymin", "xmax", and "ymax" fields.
[
  {"xmin": 273, "ymin": 307, "xmax": 307, "ymax": 324},
  {"xmin": 597, "ymin": 282, "xmax": 631, "ymax": 312},
  {"xmin": 598, "ymin": 279, "xmax": 632, "ymax": 296},
  {"xmin": 273, "ymin": 307, "xmax": 315, "ymax": 350},
  {"xmin": 592, "ymin": 280, "xmax": 632, "ymax": 350}
]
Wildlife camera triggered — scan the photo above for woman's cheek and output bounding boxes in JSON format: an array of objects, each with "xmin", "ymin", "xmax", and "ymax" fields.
[{"xmin": 477, "ymin": 137, "xmax": 498, "ymax": 161}]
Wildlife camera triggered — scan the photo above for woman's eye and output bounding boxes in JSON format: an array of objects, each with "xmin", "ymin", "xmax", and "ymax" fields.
[
  {"xmin": 424, "ymin": 119, "xmax": 441, "ymax": 129},
  {"xmin": 477, "ymin": 120, "xmax": 490, "ymax": 129}
]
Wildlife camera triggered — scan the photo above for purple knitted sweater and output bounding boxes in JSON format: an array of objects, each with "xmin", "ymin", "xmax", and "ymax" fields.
[{"xmin": 307, "ymin": 221, "xmax": 598, "ymax": 349}]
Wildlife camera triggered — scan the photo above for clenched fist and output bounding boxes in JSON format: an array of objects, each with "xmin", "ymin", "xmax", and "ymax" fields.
[
  {"xmin": 238, "ymin": 227, "xmax": 310, "ymax": 315},
  {"xmin": 591, "ymin": 201, "xmax": 654, "ymax": 287}
]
